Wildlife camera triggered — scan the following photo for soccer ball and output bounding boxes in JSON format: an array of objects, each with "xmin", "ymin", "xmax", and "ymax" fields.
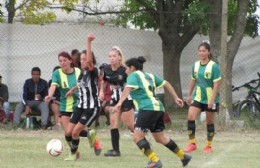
[{"xmin": 46, "ymin": 139, "xmax": 63, "ymax": 157}]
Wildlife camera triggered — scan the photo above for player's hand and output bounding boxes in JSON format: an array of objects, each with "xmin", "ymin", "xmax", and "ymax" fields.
[
  {"xmin": 98, "ymin": 91, "xmax": 104, "ymax": 101},
  {"xmin": 88, "ymin": 33, "xmax": 95, "ymax": 42},
  {"xmin": 45, "ymin": 96, "xmax": 51, "ymax": 104},
  {"xmin": 65, "ymin": 89, "xmax": 74, "ymax": 98},
  {"xmin": 175, "ymin": 98, "xmax": 184, "ymax": 107},
  {"xmin": 114, "ymin": 102, "xmax": 122, "ymax": 112},
  {"xmin": 186, "ymin": 96, "xmax": 191, "ymax": 106}
]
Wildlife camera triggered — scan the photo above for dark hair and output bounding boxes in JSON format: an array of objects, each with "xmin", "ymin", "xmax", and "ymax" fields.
[
  {"xmin": 71, "ymin": 49, "xmax": 79, "ymax": 56},
  {"xmin": 58, "ymin": 51, "xmax": 71, "ymax": 60},
  {"xmin": 52, "ymin": 66, "xmax": 60, "ymax": 72},
  {"xmin": 198, "ymin": 42, "xmax": 213, "ymax": 59},
  {"xmin": 99, "ymin": 63, "xmax": 108, "ymax": 70},
  {"xmin": 126, "ymin": 56, "xmax": 146, "ymax": 70},
  {"xmin": 31, "ymin": 67, "xmax": 41, "ymax": 74},
  {"xmin": 81, "ymin": 50, "xmax": 97, "ymax": 65}
]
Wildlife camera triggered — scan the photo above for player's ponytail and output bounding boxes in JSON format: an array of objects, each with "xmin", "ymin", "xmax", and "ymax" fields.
[{"xmin": 126, "ymin": 56, "xmax": 146, "ymax": 71}]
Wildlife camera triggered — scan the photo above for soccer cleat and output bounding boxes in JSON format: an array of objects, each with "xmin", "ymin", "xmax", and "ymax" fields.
[
  {"xmin": 184, "ymin": 143, "xmax": 197, "ymax": 153},
  {"xmin": 146, "ymin": 160, "xmax": 163, "ymax": 168},
  {"xmin": 93, "ymin": 139, "xmax": 102, "ymax": 156},
  {"xmin": 88, "ymin": 129, "xmax": 97, "ymax": 148},
  {"xmin": 64, "ymin": 153, "xmax": 77, "ymax": 161},
  {"xmin": 203, "ymin": 146, "xmax": 213, "ymax": 154},
  {"xmin": 104, "ymin": 149, "xmax": 121, "ymax": 157},
  {"xmin": 181, "ymin": 154, "xmax": 192, "ymax": 167}
]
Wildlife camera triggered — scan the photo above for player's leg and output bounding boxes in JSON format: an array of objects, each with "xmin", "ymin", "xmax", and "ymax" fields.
[
  {"xmin": 120, "ymin": 100, "xmax": 135, "ymax": 132},
  {"xmin": 184, "ymin": 101, "xmax": 202, "ymax": 153},
  {"xmin": 203, "ymin": 105, "xmax": 218, "ymax": 153},
  {"xmin": 152, "ymin": 131, "xmax": 192, "ymax": 167},
  {"xmin": 134, "ymin": 111, "xmax": 162, "ymax": 168},
  {"xmin": 104, "ymin": 105, "xmax": 121, "ymax": 156}
]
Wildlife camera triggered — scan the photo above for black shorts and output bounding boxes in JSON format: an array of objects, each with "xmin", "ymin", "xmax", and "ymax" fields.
[
  {"xmin": 60, "ymin": 111, "xmax": 73, "ymax": 117},
  {"xmin": 135, "ymin": 110, "xmax": 165, "ymax": 133},
  {"xmin": 109, "ymin": 99, "xmax": 134, "ymax": 113},
  {"xmin": 191, "ymin": 100, "xmax": 219, "ymax": 112},
  {"xmin": 70, "ymin": 108, "xmax": 98, "ymax": 127}
]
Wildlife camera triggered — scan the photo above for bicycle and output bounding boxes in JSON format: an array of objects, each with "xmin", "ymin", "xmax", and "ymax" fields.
[{"xmin": 232, "ymin": 73, "xmax": 260, "ymax": 123}]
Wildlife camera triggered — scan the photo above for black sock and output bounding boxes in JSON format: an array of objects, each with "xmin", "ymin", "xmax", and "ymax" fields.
[
  {"xmin": 111, "ymin": 129, "xmax": 120, "ymax": 152},
  {"xmin": 79, "ymin": 130, "xmax": 88, "ymax": 137},
  {"xmin": 187, "ymin": 120, "xmax": 196, "ymax": 143},
  {"xmin": 71, "ymin": 138, "xmax": 80, "ymax": 154},
  {"xmin": 65, "ymin": 136, "xmax": 72, "ymax": 148}
]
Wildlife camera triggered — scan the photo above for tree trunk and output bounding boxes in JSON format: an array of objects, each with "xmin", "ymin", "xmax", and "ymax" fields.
[
  {"xmin": 162, "ymin": 45, "xmax": 182, "ymax": 109},
  {"xmin": 7, "ymin": 0, "xmax": 16, "ymax": 23}
]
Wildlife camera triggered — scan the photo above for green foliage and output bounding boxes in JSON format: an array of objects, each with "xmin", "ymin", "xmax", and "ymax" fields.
[
  {"xmin": 115, "ymin": 0, "xmax": 157, "ymax": 30},
  {"xmin": 228, "ymin": 0, "xmax": 259, "ymax": 37},
  {"xmin": 183, "ymin": 0, "xmax": 211, "ymax": 35},
  {"xmin": 115, "ymin": 0, "xmax": 259, "ymax": 37},
  {"xmin": 0, "ymin": 3, "xmax": 3, "ymax": 23},
  {"xmin": 23, "ymin": 12, "xmax": 57, "ymax": 25}
]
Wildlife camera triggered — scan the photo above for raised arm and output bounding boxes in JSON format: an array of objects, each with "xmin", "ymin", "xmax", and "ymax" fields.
[{"xmin": 86, "ymin": 33, "xmax": 95, "ymax": 71}]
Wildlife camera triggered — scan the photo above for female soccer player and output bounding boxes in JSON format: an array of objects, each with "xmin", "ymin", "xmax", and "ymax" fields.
[
  {"xmin": 184, "ymin": 42, "xmax": 221, "ymax": 154},
  {"xmin": 99, "ymin": 46, "xmax": 135, "ymax": 157},
  {"xmin": 114, "ymin": 56, "xmax": 192, "ymax": 168},
  {"xmin": 45, "ymin": 51, "xmax": 82, "ymax": 158},
  {"xmin": 64, "ymin": 33, "xmax": 101, "ymax": 161}
]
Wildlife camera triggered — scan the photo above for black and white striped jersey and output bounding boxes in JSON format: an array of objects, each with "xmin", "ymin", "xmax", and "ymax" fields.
[
  {"xmin": 103, "ymin": 65, "xmax": 131, "ymax": 103},
  {"xmin": 77, "ymin": 67, "xmax": 100, "ymax": 109}
]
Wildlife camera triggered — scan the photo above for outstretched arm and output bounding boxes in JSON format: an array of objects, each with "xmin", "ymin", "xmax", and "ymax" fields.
[
  {"xmin": 86, "ymin": 33, "xmax": 95, "ymax": 71},
  {"xmin": 163, "ymin": 81, "xmax": 184, "ymax": 107}
]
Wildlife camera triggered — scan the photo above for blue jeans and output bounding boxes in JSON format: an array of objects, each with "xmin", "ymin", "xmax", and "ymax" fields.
[{"xmin": 3, "ymin": 102, "xmax": 10, "ymax": 120}]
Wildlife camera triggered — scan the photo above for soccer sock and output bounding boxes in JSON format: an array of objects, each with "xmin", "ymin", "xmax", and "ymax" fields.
[
  {"xmin": 65, "ymin": 135, "xmax": 72, "ymax": 148},
  {"xmin": 165, "ymin": 139, "xmax": 184, "ymax": 160},
  {"xmin": 111, "ymin": 129, "xmax": 120, "ymax": 152},
  {"xmin": 71, "ymin": 138, "xmax": 80, "ymax": 154},
  {"xmin": 206, "ymin": 124, "xmax": 215, "ymax": 147},
  {"xmin": 79, "ymin": 130, "xmax": 88, "ymax": 137},
  {"xmin": 187, "ymin": 120, "xmax": 196, "ymax": 144},
  {"xmin": 137, "ymin": 138, "xmax": 159, "ymax": 162}
]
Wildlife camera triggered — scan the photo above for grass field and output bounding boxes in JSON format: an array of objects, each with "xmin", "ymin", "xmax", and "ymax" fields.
[{"xmin": 0, "ymin": 120, "xmax": 260, "ymax": 168}]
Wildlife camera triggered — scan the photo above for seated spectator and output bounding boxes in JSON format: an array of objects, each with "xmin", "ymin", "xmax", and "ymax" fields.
[
  {"xmin": 48, "ymin": 66, "xmax": 61, "ymax": 129},
  {"xmin": 0, "ymin": 97, "xmax": 7, "ymax": 124},
  {"xmin": 95, "ymin": 63, "xmax": 111, "ymax": 127},
  {"xmin": 71, "ymin": 49, "xmax": 81, "ymax": 68},
  {"xmin": 0, "ymin": 74, "xmax": 11, "ymax": 122},
  {"xmin": 13, "ymin": 67, "xmax": 50, "ymax": 129}
]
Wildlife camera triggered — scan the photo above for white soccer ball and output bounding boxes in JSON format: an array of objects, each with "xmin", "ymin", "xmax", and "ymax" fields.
[{"xmin": 46, "ymin": 139, "xmax": 63, "ymax": 157}]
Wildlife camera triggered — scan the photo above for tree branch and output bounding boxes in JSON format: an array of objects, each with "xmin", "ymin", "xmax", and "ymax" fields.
[{"xmin": 46, "ymin": 5, "xmax": 146, "ymax": 16}]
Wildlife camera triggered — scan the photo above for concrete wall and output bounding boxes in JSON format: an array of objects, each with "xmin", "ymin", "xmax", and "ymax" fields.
[{"xmin": 0, "ymin": 23, "xmax": 259, "ymax": 102}]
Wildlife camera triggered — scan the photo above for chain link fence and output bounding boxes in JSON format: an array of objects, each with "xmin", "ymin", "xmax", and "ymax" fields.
[{"xmin": 0, "ymin": 22, "xmax": 260, "ymax": 104}]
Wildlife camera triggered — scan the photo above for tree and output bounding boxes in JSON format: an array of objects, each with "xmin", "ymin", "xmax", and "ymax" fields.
[
  {"xmin": 208, "ymin": 0, "xmax": 259, "ymax": 120},
  {"xmin": 114, "ymin": 0, "xmax": 259, "ymax": 110},
  {"xmin": 4, "ymin": 0, "xmax": 82, "ymax": 24},
  {"xmin": 0, "ymin": 3, "xmax": 3, "ymax": 23}
]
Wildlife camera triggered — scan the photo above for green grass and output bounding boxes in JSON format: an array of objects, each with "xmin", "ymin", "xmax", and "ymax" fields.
[{"xmin": 0, "ymin": 123, "xmax": 260, "ymax": 168}]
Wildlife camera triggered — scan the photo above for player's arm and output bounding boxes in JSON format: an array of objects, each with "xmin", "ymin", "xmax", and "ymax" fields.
[
  {"xmin": 114, "ymin": 87, "xmax": 132, "ymax": 111},
  {"xmin": 45, "ymin": 84, "xmax": 57, "ymax": 104},
  {"xmin": 186, "ymin": 79, "xmax": 196, "ymax": 105},
  {"xmin": 163, "ymin": 81, "xmax": 184, "ymax": 107},
  {"xmin": 99, "ymin": 78, "xmax": 107, "ymax": 101},
  {"xmin": 86, "ymin": 33, "xmax": 95, "ymax": 71},
  {"xmin": 66, "ymin": 84, "xmax": 79, "ymax": 98}
]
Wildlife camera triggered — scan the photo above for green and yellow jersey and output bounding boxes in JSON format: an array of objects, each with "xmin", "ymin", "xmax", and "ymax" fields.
[
  {"xmin": 126, "ymin": 70, "xmax": 165, "ymax": 112},
  {"xmin": 51, "ymin": 67, "xmax": 81, "ymax": 112},
  {"xmin": 191, "ymin": 60, "xmax": 221, "ymax": 104}
]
